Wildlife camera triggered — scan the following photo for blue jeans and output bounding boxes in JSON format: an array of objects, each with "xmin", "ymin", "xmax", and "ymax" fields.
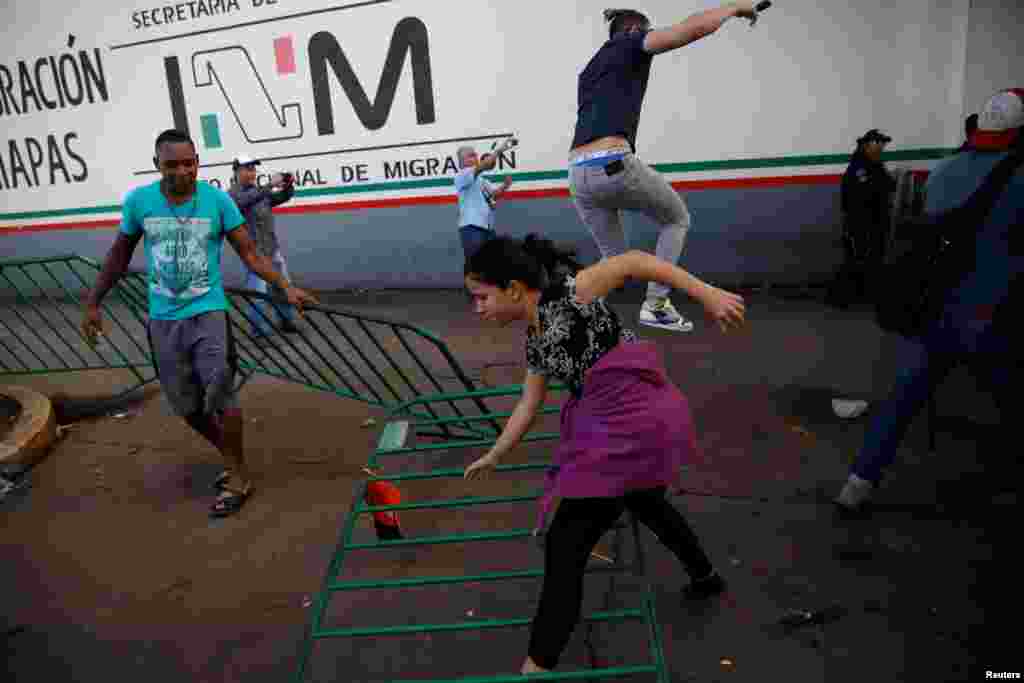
[
  {"xmin": 852, "ymin": 306, "xmax": 1012, "ymax": 485},
  {"xmin": 459, "ymin": 225, "xmax": 495, "ymax": 262},
  {"xmin": 243, "ymin": 250, "xmax": 295, "ymax": 336}
]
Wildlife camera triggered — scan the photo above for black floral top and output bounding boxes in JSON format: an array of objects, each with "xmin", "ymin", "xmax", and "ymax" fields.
[{"xmin": 525, "ymin": 274, "xmax": 637, "ymax": 397}]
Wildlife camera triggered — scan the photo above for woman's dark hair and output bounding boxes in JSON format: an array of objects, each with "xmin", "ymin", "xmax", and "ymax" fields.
[
  {"xmin": 604, "ymin": 8, "xmax": 651, "ymax": 39},
  {"xmin": 465, "ymin": 234, "xmax": 582, "ymax": 291}
]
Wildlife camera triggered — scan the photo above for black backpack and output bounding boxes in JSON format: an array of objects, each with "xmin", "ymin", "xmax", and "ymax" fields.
[{"xmin": 873, "ymin": 143, "xmax": 1023, "ymax": 340}]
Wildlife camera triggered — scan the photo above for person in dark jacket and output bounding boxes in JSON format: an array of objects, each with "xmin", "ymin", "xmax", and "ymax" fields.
[
  {"xmin": 836, "ymin": 89, "xmax": 1024, "ymax": 514},
  {"xmin": 829, "ymin": 129, "xmax": 897, "ymax": 307},
  {"xmin": 228, "ymin": 156, "xmax": 298, "ymax": 338}
]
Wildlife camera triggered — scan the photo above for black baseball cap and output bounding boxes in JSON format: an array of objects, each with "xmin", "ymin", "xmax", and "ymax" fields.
[{"xmin": 857, "ymin": 129, "xmax": 892, "ymax": 145}]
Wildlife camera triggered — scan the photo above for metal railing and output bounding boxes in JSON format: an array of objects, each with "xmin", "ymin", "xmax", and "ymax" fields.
[
  {"xmin": 293, "ymin": 387, "xmax": 670, "ymax": 682},
  {"xmin": 0, "ymin": 255, "xmax": 156, "ymax": 400}
]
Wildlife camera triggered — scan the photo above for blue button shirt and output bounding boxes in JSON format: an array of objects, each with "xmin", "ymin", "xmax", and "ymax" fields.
[{"xmin": 455, "ymin": 168, "xmax": 497, "ymax": 230}]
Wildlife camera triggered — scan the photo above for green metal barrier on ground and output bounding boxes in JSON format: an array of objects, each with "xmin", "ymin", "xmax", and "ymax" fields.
[{"xmin": 293, "ymin": 388, "xmax": 672, "ymax": 682}]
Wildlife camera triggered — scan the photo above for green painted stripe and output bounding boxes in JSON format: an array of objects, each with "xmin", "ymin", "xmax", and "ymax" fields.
[
  {"xmin": 654, "ymin": 147, "xmax": 953, "ymax": 173},
  {"xmin": 2, "ymin": 205, "xmax": 124, "ymax": 221},
  {"xmin": 0, "ymin": 148, "xmax": 953, "ymax": 222},
  {"xmin": 201, "ymin": 114, "xmax": 223, "ymax": 149}
]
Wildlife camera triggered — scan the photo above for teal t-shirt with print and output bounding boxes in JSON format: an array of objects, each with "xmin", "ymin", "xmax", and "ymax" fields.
[{"xmin": 120, "ymin": 180, "xmax": 245, "ymax": 321}]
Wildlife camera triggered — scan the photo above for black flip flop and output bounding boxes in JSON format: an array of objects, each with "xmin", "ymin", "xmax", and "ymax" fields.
[{"xmin": 210, "ymin": 485, "xmax": 252, "ymax": 518}]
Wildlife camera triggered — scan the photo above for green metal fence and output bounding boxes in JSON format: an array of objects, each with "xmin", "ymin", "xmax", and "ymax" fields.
[
  {"xmin": 0, "ymin": 255, "xmax": 156, "ymax": 400},
  {"xmin": 293, "ymin": 388, "xmax": 671, "ymax": 682},
  {"xmin": 0, "ymin": 255, "xmax": 546, "ymax": 436}
]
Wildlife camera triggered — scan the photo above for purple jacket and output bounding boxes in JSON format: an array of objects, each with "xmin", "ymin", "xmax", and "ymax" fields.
[{"xmin": 536, "ymin": 340, "xmax": 698, "ymax": 530}]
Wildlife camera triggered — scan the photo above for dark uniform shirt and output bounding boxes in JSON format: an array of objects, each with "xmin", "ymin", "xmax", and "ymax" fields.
[
  {"xmin": 840, "ymin": 151, "xmax": 896, "ymax": 259},
  {"xmin": 571, "ymin": 31, "xmax": 654, "ymax": 152},
  {"xmin": 841, "ymin": 152, "xmax": 896, "ymax": 225}
]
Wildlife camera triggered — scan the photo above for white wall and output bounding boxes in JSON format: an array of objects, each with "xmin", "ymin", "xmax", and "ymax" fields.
[
  {"xmin": 962, "ymin": 0, "xmax": 1024, "ymax": 120},
  {"xmin": 1, "ymin": 0, "xmax": 971, "ymax": 228}
]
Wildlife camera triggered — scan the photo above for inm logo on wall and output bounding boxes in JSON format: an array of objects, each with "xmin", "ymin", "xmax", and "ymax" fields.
[{"xmin": 163, "ymin": 17, "xmax": 436, "ymax": 150}]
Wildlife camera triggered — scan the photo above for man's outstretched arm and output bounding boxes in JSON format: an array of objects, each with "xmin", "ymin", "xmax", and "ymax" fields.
[{"xmin": 643, "ymin": 1, "xmax": 757, "ymax": 54}]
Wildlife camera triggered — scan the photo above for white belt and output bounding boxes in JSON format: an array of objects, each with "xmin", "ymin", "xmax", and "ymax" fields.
[{"xmin": 569, "ymin": 148, "xmax": 630, "ymax": 166}]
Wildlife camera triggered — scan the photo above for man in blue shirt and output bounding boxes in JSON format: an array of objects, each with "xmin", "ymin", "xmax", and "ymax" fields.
[
  {"xmin": 568, "ymin": 3, "xmax": 760, "ymax": 334},
  {"xmin": 82, "ymin": 129, "xmax": 317, "ymax": 518},
  {"xmin": 455, "ymin": 140, "xmax": 515, "ymax": 260},
  {"xmin": 836, "ymin": 88, "xmax": 1023, "ymax": 514}
]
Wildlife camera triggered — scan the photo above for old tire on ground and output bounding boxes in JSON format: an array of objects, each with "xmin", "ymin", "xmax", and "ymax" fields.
[{"xmin": 0, "ymin": 385, "xmax": 57, "ymax": 468}]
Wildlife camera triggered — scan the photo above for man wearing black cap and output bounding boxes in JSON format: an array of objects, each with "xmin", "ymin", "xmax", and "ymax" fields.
[
  {"xmin": 829, "ymin": 129, "xmax": 896, "ymax": 308},
  {"xmin": 228, "ymin": 156, "xmax": 298, "ymax": 339}
]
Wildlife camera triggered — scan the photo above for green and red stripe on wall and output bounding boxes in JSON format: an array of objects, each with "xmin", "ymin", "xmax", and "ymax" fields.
[{"xmin": 0, "ymin": 149, "xmax": 950, "ymax": 234}]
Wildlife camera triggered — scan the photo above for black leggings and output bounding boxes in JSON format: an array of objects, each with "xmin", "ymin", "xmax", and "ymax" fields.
[{"xmin": 527, "ymin": 487, "xmax": 714, "ymax": 670}]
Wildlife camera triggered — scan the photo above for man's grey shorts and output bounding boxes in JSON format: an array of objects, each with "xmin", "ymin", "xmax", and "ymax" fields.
[{"xmin": 147, "ymin": 311, "xmax": 239, "ymax": 418}]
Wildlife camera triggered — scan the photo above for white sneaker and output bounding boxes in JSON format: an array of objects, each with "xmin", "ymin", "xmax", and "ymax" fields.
[
  {"xmin": 832, "ymin": 399, "xmax": 869, "ymax": 419},
  {"xmin": 639, "ymin": 298, "xmax": 694, "ymax": 332},
  {"xmin": 835, "ymin": 473, "xmax": 874, "ymax": 509}
]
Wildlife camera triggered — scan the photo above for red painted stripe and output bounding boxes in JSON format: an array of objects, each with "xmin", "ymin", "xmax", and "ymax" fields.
[
  {"xmin": 0, "ymin": 218, "xmax": 120, "ymax": 235},
  {"xmin": 273, "ymin": 174, "xmax": 846, "ymax": 215},
  {"xmin": 0, "ymin": 171, "xmax": 927, "ymax": 234},
  {"xmin": 671, "ymin": 173, "xmax": 843, "ymax": 190}
]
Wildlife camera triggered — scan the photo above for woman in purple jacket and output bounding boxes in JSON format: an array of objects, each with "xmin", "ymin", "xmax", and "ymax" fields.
[{"xmin": 463, "ymin": 234, "xmax": 746, "ymax": 674}]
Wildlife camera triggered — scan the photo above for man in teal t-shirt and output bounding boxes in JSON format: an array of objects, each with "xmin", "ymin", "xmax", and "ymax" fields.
[
  {"xmin": 83, "ymin": 129, "xmax": 317, "ymax": 518},
  {"xmin": 121, "ymin": 171, "xmax": 242, "ymax": 320}
]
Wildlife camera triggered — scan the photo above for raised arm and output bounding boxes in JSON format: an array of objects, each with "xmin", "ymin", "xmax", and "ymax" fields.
[
  {"xmin": 474, "ymin": 138, "xmax": 518, "ymax": 178},
  {"xmin": 643, "ymin": 1, "xmax": 757, "ymax": 55},
  {"xmin": 268, "ymin": 177, "xmax": 295, "ymax": 208},
  {"xmin": 574, "ymin": 250, "xmax": 746, "ymax": 332}
]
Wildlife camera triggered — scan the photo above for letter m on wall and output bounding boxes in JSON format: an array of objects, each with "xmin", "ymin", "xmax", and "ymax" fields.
[{"xmin": 309, "ymin": 17, "xmax": 435, "ymax": 134}]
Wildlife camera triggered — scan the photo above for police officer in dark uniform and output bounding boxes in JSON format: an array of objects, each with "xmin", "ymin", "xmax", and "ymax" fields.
[{"xmin": 829, "ymin": 129, "xmax": 896, "ymax": 307}]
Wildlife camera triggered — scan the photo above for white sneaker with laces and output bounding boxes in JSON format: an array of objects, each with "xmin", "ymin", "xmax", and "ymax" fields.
[{"xmin": 639, "ymin": 298, "xmax": 694, "ymax": 332}]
